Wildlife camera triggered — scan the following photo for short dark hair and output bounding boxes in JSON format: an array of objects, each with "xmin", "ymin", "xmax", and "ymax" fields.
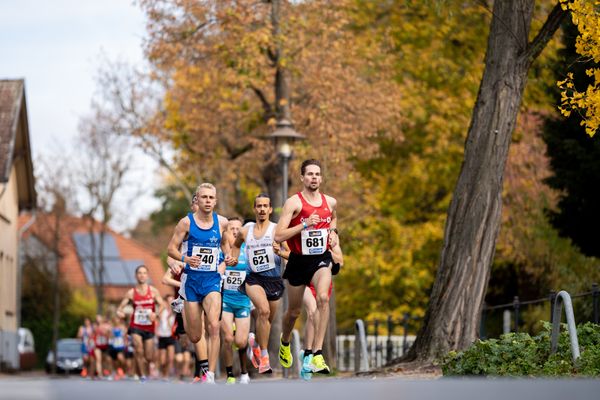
[
  {"xmin": 135, "ymin": 265, "xmax": 147, "ymax": 274},
  {"xmin": 228, "ymin": 216, "xmax": 243, "ymax": 223},
  {"xmin": 254, "ymin": 193, "xmax": 271, "ymax": 207},
  {"xmin": 301, "ymin": 159, "xmax": 322, "ymax": 175}
]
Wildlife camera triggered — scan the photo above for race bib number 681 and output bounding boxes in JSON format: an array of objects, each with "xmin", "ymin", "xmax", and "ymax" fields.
[{"xmin": 301, "ymin": 229, "xmax": 328, "ymax": 255}]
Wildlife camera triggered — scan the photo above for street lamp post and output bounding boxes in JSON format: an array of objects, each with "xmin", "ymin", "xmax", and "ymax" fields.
[
  {"xmin": 268, "ymin": 119, "xmax": 305, "ymax": 207},
  {"xmin": 267, "ymin": 119, "xmax": 305, "ymax": 377}
]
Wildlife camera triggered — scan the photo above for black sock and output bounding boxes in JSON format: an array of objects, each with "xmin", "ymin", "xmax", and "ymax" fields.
[
  {"xmin": 304, "ymin": 349, "xmax": 312, "ymax": 358},
  {"xmin": 226, "ymin": 366, "xmax": 234, "ymax": 378},
  {"xmin": 238, "ymin": 347, "xmax": 248, "ymax": 374},
  {"xmin": 314, "ymin": 349, "xmax": 322, "ymax": 356},
  {"xmin": 200, "ymin": 359, "xmax": 209, "ymax": 375},
  {"xmin": 193, "ymin": 353, "xmax": 200, "ymax": 378}
]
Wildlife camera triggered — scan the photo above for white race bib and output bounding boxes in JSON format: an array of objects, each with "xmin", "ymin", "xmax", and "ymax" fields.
[
  {"xmin": 133, "ymin": 308, "xmax": 152, "ymax": 325},
  {"xmin": 248, "ymin": 247, "xmax": 276, "ymax": 273},
  {"xmin": 301, "ymin": 228, "xmax": 328, "ymax": 255},
  {"xmin": 190, "ymin": 246, "xmax": 219, "ymax": 271},
  {"xmin": 223, "ymin": 270, "xmax": 246, "ymax": 291},
  {"xmin": 111, "ymin": 336, "xmax": 125, "ymax": 348}
]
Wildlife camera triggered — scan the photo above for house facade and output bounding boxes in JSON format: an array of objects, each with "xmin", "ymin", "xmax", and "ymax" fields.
[{"xmin": 0, "ymin": 80, "xmax": 36, "ymax": 370}]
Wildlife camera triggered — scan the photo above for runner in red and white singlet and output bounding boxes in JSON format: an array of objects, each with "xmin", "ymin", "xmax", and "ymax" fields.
[
  {"xmin": 116, "ymin": 265, "xmax": 165, "ymax": 382},
  {"xmin": 275, "ymin": 159, "xmax": 339, "ymax": 376}
]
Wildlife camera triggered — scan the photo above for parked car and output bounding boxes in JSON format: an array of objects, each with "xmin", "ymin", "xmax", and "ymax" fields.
[
  {"xmin": 17, "ymin": 327, "xmax": 37, "ymax": 370},
  {"xmin": 45, "ymin": 338, "xmax": 84, "ymax": 374}
]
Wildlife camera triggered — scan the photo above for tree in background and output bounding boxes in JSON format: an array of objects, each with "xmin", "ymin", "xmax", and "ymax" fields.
[
  {"xmin": 545, "ymin": 20, "xmax": 600, "ymax": 258},
  {"xmin": 76, "ymin": 113, "xmax": 135, "ymax": 315},
  {"xmin": 404, "ymin": 1, "xmax": 567, "ymax": 364},
  {"xmin": 557, "ymin": 0, "xmax": 600, "ymax": 137}
]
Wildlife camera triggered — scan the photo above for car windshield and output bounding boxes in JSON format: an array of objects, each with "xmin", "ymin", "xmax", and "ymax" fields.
[{"xmin": 57, "ymin": 341, "xmax": 81, "ymax": 354}]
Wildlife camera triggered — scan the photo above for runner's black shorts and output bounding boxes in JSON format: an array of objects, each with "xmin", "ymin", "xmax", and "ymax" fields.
[
  {"xmin": 239, "ymin": 273, "xmax": 285, "ymax": 301},
  {"xmin": 158, "ymin": 336, "xmax": 177, "ymax": 349},
  {"xmin": 128, "ymin": 327, "xmax": 155, "ymax": 341},
  {"xmin": 283, "ymin": 251, "xmax": 332, "ymax": 286},
  {"xmin": 174, "ymin": 313, "xmax": 186, "ymax": 336},
  {"xmin": 108, "ymin": 347, "xmax": 124, "ymax": 360}
]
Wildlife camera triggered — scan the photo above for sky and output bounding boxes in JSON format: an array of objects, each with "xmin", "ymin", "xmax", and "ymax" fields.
[{"xmin": 0, "ymin": 0, "xmax": 161, "ymax": 232}]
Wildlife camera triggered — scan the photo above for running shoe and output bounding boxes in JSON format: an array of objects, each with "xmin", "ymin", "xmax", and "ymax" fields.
[
  {"xmin": 302, "ymin": 353, "xmax": 314, "ymax": 373},
  {"xmin": 278, "ymin": 336, "xmax": 293, "ymax": 368},
  {"xmin": 311, "ymin": 354, "xmax": 330, "ymax": 374},
  {"xmin": 299, "ymin": 350, "xmax": 312, "ymax": 381},
  {"xmin": 205, "ymin": 371, "xmax": 215, "ymax": 384},
  {"xmin": 80, "ymin": 367, "xmax": 88, "ymax": 378},
  {"xmin": 171, "ymin": 297, "xmax": 184, "ymax": 313},
  {"xmin": 191, "ymin": 376, "xmax": 202, "ymax": 384},
  {"xmin": 247, "ymin": 333, "xmax": 260, "ymax": 369},
  {"xmin": 226, "ymin": 376, "xmax": 236, "ymax": 385},
  {"xmin": 239, "ymin": 373, "xmax": 250, "ymax": 384},
  {"xmin": 258, "ymin": 355, "xmax": 273, "ymax": 374},
  {"xmin": 140, "ymin": 375, "xmax": 148, "ymax": 383}
]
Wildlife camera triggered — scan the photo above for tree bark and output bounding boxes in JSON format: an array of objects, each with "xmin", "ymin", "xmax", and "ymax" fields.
[{"xmin": 403, "ymin": 1, "xmax": 566, "ymax": 363}]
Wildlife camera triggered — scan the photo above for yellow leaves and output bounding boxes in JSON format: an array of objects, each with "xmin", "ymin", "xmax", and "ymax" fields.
[{"xmin": 558, "ymin": 0, "xmax": 600, "ymax": 136}]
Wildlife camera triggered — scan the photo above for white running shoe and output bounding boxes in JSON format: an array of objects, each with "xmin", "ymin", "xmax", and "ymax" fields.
[
  {"xmin": 205, "ymin": 371, "xmax": 215, "ymax": 384},
  {"xmin": 171, "ymin": 297, "xmax": 184, "ymax": 313},
  {"xmin": 239, "ymin": 373, "xmax": 250, "ymax": 384}
]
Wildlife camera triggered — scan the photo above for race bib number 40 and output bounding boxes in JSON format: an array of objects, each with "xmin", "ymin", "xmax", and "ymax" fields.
[
  {"xmin": 249, "ymin": 247, "xmax": 276, "ymax": 273},
  {"xmin": 301, "ymin": 229, "xmax": 328, "ymax": 255},
  {"xmin": 134, "ymin": 308, "xmax": 152, "ymax": 326},
  {"xmin": 190, "ymin": 246, "xmax": 219, "ymax": 271},
  {"xmin": 224, "ymin": 270, "xmax": 246, "ymax": 291}
]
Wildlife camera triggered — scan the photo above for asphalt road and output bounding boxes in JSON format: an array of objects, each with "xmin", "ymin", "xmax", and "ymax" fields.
[{"xmin": 1, "ymin": 376, "xmax": 599, "ymax": 400}]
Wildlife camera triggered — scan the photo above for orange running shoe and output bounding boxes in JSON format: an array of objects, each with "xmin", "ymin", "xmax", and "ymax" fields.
[
  {"xmin": 80, "ymin": 367, "xmax": 88, "ymax": 378},
  {"xmin": 258, "ymin": 354, "xmax": 272, "ymax": 374}
]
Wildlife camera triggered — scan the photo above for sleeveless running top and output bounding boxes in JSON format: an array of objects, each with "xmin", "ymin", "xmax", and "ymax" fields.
[
  {"xmin": 110, "ymin": 327, "xmax": 126, "ymax": 350},
  {"xmin": 94, "ymin": 325, "xmax": 109, "ymax": 349},
  {"xmin": 245, "ymin": 222, "xmax": 282, "ymax": 277},
  {"xmin": 129, "ymin": 286, "xmax": 156, "ymax": 333},
  {"xmin": 288, "ymin": 192, "xmax": 332, "ymax": 255},
  {"xmin": 223, "ymin": 243, "xmax": 251, "ymax": 307},
  {"xmin": 157, "ymin": 309, "xmax": 175, "ymax": 338},
  {"xmin": 184, "ymin": 212, "xmax": 223, "ymax": 273}
]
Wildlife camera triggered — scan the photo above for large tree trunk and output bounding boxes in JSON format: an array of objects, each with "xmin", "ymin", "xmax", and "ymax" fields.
[{"xmin": 404, "ymin": 1, "xmax": 566, "ymax": 363}]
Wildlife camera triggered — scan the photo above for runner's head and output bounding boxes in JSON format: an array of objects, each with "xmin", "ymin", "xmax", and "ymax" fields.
[
  {"xmin": 253, "ymin": 193, "xmax": 272, "ymax": 222},
  {"xmin": 135, "ymin": 265, "xmax": 149, "ymax": 284},
  {"xmin": 190, "ymin": 193, "xmax": 199, "ymax": 213},
  {"xmin": 195, "ymin": 183, "xmax": 217, "ymax": 214},
  {"xmin": 300, "ymin": 159, "xmax": 322, "ymax": 192},
  {"xmin": 228, "ymin": 216, "xmax": 243, "ymax": 239}
]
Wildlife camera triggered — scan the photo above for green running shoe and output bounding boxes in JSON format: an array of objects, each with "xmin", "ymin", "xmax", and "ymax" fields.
[
  {"xmin": 278, "ymin": 336, "xmax": 293, "ymax": 368},
  {"xmin": 311, "ymin": 354, "xmax": 330, "ymax": 374}
]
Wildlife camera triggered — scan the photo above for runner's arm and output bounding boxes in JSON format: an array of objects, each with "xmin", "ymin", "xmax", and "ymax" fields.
[
  {"xmin": 230, "ymin": 226, "xmax": 247, "ymax": 261},
  {"xmin": 274, "ymin": 240, "xmax": 290, "ymax": 260},
  {"xmin": 168, "ymin": 217, "xmax": 200, "ymax": 267},
  {"xmin": 326, "ymin": 196, "xmax": 339, "ymax": 248},
  {"xmin": 116, "ymin": 289, "xmax": 133, "ymax": 318},
  {"xmin": 274, "ymin": 196, "xmax": 304, "ymax": 242},
  {"xmin": 162, "ymin": 267, "xmax": 181, "ymax": 288},
  {"xmin": 152, "ymin": 287, "xmax": 166, "ymax": 318}
]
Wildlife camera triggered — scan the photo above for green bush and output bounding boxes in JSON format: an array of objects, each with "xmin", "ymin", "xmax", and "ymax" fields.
[{"xmin": 442, "ymin": 322, "xmax": 600, "ymax": 376}]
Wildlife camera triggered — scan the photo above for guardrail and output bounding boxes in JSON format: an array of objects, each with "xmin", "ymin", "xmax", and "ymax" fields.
[{"xmin": 480, "ymin": 283, "xmax": 600, "ymax": 337}]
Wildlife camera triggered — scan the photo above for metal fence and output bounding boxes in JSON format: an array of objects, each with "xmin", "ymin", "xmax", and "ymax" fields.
[
  {"xmin": 337, "ymin": 314, "xmax": 420, "ymax": 372},
  {"xmin": 480, "ymin": 283, "xmax": 600, "ymax": 338}
]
